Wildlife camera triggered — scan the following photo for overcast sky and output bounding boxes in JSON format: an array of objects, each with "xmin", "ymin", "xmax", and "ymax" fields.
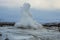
[{"xmin": 0, "ymin": 0, "xmax": 60, "ymax": 9}]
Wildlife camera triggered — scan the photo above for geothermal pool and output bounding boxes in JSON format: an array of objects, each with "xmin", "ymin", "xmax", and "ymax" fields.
[{"xmin": 0, "ymin": 27, "xmax": 60, "ymax": 40}]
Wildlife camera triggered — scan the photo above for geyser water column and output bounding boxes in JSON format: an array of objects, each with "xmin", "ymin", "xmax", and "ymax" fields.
[{"xmin": 15, "ymin": 3, "xmax": 43, "ymax": 29}]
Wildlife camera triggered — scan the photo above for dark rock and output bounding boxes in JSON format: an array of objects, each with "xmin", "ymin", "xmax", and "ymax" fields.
[
  {"xmin": 0, "ymin": 22, "xmax": 15, "ymax": 27},
  {"xmin": 0, "ymin": 34, "xmax": 2, "ymax": 36},
  {"xmin": 5, "ymin": 38, "xmax": 9, "ymax": 40}
]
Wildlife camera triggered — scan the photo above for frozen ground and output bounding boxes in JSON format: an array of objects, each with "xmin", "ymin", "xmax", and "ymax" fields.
[{"xmin": 0, "ymin": 26, "xmax": 60, "ymax": 40}]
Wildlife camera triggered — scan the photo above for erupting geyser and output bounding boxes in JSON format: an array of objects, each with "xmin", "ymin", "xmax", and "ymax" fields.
[{"xmin": 15, "ymin": 3, "xmax": 43, "ymax": 29}]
